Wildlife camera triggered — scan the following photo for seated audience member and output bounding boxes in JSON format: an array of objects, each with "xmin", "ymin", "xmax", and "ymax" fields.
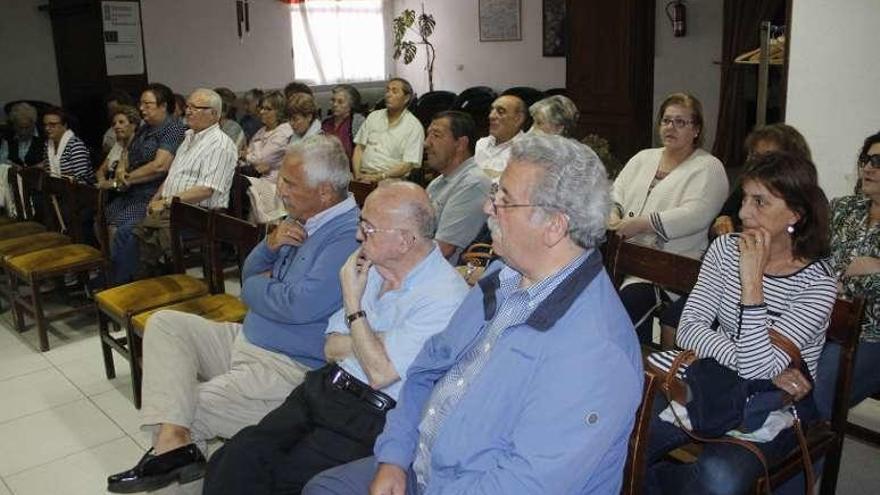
[
  {"xmin": 714, "ymin": 123, "xmax": 813, "ymax": 235},
  {"xmin": 814, "ymin": 131, "xmax": 880, "ymax": 420},
  {"xmin": 132, "ymin": 88, "xmax": 237, "ymax": 278},
  {"xmin": 96, "ymin": 105, "xmax": 140, "ymax": 192},
  {"xmin": 529, "ymin": 94, "xmax": 580, "ymax": 137},
  {"xmin": 103, "ymin": 83, "xmax": 186, "ymax": 285},
  {"xmin": 321, "ymin": 84, "xmax": 365, "ymax": 160},
  {"xmin": 424, "ymin": 111, "xmax": 491, "ymax": 263},
  {"xmin": 643, "ymin": 151, "xmax": 836, "ymax": 495},
  {"xmin": 202, "ymin": 181, "xmax": 469, "ymax": 495},
  {"xmin": 242, "ymin": 90, "xmax": 293, "ymax": 181},
  {"xmin": 287, "ymin": 92, "xmax": 323, "ymax": 145},
  {"xmin": 658, "ymin": 124, "xmax": 815, "ymax": 348},
  {"xmin": 101, "ymin": 90, "xmax": 135, "ymax": 155},
  {"xmin": 474, "ymin": 94, "xmax": 527, "ymax": 178},
  {"xmin": 284, "ymin": 81, "xmax": 314, "ymax": 100},
  {"xmin": 172, "ymin": 93, "xmax": 187, "ymax": 125},
  {"xmin": 214, "ymin": 87, "xmax": 247, "ymax": 150},
  {"xmin": 106, "ymin": 135, "xmax": 360, "ymax": 494},
  {"xmin": 238, "ymin": 88, "xmax": 264, "ymax": 141},
  {"xmin": 42, "ymin": 107, "xmax": 95, "ymax": 184},
  {"xmin": 352, "ymin": 78, "xmax": 424, "ymax": 182},
  {"xmin": 305, "ymin": 134, "xmax": 643, "ymax": 495},
  {"xmin": 0, "ymin": 102, "xmax": 44, "ymax": 166},
  {"xmin": 609, "ymin": 92, "xmax": 728, "ymax": 345}
]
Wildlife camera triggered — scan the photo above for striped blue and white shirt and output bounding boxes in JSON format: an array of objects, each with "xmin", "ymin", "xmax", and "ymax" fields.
[{"xmin": 161, "ymin": 123, "xmax": 237, "ymax": 209}]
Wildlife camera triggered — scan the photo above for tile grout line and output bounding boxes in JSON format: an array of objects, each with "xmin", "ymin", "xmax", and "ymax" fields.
[
  {"xmin": 0, "ymin": 435, "xmax": 128, "ymax": 480},
  {"xmin": 0, "ymin": 476, "xmax": 12, "ymax": 495},
  {"xmin": 0, "ymin": 359, "xmax": 54, "ymax": 385}
]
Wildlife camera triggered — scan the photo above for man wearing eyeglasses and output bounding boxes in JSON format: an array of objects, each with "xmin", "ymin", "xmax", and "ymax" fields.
[
  {"xmin": 305, "ymin": 134, "xmax": 643, "ymax": 495},
  {"xmin": 132, "ymin": 88, "xmax": 238, "ymax": 278},
  {"xmin": 201, "ymin": 181, "xmax": 469, "ymax": 495}
]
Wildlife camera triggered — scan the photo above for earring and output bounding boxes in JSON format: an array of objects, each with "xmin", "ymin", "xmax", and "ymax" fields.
[{"xmin": 786, "ymin": 225, "xmax": 795, "ymax": 235}]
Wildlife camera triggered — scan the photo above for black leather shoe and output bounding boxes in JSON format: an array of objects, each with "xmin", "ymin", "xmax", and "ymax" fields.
[{"xmin": 107, "ymin": 444, "xmax": 206, "ymax": 493}]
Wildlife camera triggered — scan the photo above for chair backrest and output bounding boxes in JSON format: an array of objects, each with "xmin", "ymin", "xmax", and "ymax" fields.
[
  {"xmin": 452, "ymin": 86, "xmax": 497, "ymax": 139},
  {"xmin": 40, "ymin": 174, "xmax": 76, "ymax": 236},
  {"xmin": 603, "ymin": 232, "xmax": 702, "ymax": 295},
  {"xmin": 9, "ymin": 166, "xmax": 45, "ymax": 222},
  {"xmin": 622, "ymin": 369, "xmax": 659, "ymax": 495},
  {"xmin": 65, "ymin": 180, "xmax": 101, "ymax": 246},
  {"xmin": 228, "ymin": 172, "xmax": 252, "ymax": 220},
  {"xmin": 500, "ymin": 86, "xmax": 547, "ymax": 108},
  {"xmin": 349, "ymin": 180, "xmax": 377, "ymax": 208},
  {"xmin": 414, "ymin": 90, "xmax": 457, "ymax": 129},
  {"xmin": 825, "ymin": 297, "xmax": 866, "ymax": 434},
  {"xmin": 168, "ymin": 198, "xmax": 213, "ymax": 275},
  {"xmin": 210, "ymin": 211, "xmax": 263, "ymax": 294}
]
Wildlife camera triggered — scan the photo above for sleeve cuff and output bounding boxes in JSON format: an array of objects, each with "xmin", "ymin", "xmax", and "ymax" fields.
[{"xmin": 650, "ymin": 212, "xmax": 669, "ymax": 242}]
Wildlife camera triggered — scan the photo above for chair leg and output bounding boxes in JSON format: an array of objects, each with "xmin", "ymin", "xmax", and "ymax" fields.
[
  {"xmin": 98, "ymin": 312, "xmax": 117, "ymax": 379},
  {"xmin": 126, "ymin": 325, "xmax": 143, "ymax": 409},
  {"xmin": 29, "ymin": 279, "xmax": 49, "ymax": 352},
  {"xmin": 819, "ymin": 439, "xmax": 844, "ymax": 495},
  {"xmin": 9, "ymin": 274, "xmax": 25, "ymax": 333}
]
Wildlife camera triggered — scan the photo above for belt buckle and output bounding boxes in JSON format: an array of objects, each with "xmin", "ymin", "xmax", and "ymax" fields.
[{"xmin": 328, "ymin": 367, "xmax": 349, "ymax": 389}]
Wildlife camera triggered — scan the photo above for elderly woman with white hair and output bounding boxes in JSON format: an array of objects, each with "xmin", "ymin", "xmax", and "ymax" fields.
[
  {"xmin": 1, "ymin": 102, "xmax": 45, "ymax": 166},
  {"xmin": 321, "ymin": 84, "xmax": 365, "ymax": 161},
  {"xmin": 528, "ymin": 95, "xmax": 580, "ymax": 137}
]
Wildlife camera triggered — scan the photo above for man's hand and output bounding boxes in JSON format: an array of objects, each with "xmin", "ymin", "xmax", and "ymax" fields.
[
  {"xmin": 370, "ymin": 464, "xmax": 408, "ymax": 495},
  {"xmin": 147, "ymin": 198, "xmax": 165, "ymax": 215},
  {"xmin": 267, "ymin": 219, "xmax": 307, "ymax": 252},
  {"xmin": 340, "ymin": 247, "xmax": 372, "ymax": 313}
]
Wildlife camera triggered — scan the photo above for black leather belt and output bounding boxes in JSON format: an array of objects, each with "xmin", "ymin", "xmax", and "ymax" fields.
[{"xmin": 326, "ymin": 365, "xmax": 396, "ymax": 412}]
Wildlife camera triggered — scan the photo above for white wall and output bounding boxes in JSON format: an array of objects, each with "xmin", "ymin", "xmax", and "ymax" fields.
[
  {"xmin": 391, "ymin": 0, "xmax": 566, "ymax": 94},
  {"xmin": 140, "ymin": 0, "xmax": 295, "ymax": 94},
  {"xmin": 652, "ymin": 0, "xmax": 723, "ymax": 150},
  {"xmin": 0, "ymin": 0, "xmax": 62, "ymax": 118},
  {"xmin": 786, "ymin": 0, "xmax": 880, "ymax": 200}
]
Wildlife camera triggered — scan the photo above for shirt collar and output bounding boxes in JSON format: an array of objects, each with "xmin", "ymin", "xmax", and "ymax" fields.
[
  {"xmin": 478, "ymin": 249, "xmax": 602, "ymax": 331},
  {"xmin": 303, "ymin": 193, "xmax": 357, "ymax": 236},
  {"xmin": 368, "ymin": 244, "xmax": 445, "ymax": 294},
  {"xmin": 186, "ymin": 122, "xmax": 219, "ymax": 141},
  {"xmin": 441, "ymin": 156, "xmax": 477, "ymax": 181},
  {"xmin": 487, "ymin": 130, "xmax": 523, "ymax": 149}
]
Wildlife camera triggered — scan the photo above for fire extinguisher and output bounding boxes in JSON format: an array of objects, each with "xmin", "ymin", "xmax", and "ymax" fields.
[{"xmin": 666, "ymin": 0, "xmax": 687, "ymax": 38}]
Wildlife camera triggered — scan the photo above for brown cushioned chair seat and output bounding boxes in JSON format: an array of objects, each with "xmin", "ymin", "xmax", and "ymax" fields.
[
  {"xmin": 95, "ymin": 274, "xmax": 210, "ymax": 318},
  {"xmin": 0, "ymin": 221, "xmax": 46, "ymax": 240},
  {"xmin": 131, "ymin": 294, "xmax": 248, "ymax": 334},
  {"xmin": 5, "ymin": 244, "xmax": 103, "ymax": 277},
  {"xmin": 0, "ymin": 232, "xmax": 71, "ymax": 258},
  {"xmin": 0, "ymin": 217, "xmax": 14, "ymax": 225}
]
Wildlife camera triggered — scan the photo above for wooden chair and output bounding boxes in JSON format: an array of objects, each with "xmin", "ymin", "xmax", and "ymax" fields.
[
  {"xmin": 456, "ymin": 242, "xmax": 494, "ymax": 286},
  {"xmin": 96, "ymin": 198, "xmax": 212, "ymax": 408},
  {"xmin": 0, "ymin": 166, "xmax": 49, "ymax": 239},
  {"xmin": 349, "ymin": 180, "xmax": 377, "ymax": 208},
  {"xmin": 3, "ymin": 176, "xmax": 106, "ymax": 351},
  {"xmin": 621, "ymin": 369, "xmax": 660, "ymax": 495},
  {"xmin": 750, "ymin": 297, "xmax": 866, "ymax": 494},
  {"xmin": 603, "ymin": 232, "xmax": 702, "ymax": 295}
]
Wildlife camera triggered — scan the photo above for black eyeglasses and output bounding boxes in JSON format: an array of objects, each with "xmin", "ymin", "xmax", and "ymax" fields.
[
  {"xmin": 185, "ymin": 104, "xmax": 213, "ymax": 113},
  {"xmin": 859, "ymin": 154, "xmax": 880, "ymax": 169},
  {"xmin": 659, "ymin": 117, "xmax": 694, "ymax": 129}
]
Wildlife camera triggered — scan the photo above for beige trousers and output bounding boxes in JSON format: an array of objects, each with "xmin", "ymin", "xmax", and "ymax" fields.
[{"xmin": 139, "ymin": 310, "xmax": 309, "ymax": 443}]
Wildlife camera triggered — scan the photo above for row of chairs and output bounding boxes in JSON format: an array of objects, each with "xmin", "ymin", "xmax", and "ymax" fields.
[{"xmin": 604, "ymin": 234, "xmax": 866, "ymax": 495}]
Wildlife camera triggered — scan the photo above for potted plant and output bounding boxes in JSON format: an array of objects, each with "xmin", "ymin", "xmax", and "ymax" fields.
[{"xmin": 392, "ymin": 6, "xmax": 437, "ymax": 91}]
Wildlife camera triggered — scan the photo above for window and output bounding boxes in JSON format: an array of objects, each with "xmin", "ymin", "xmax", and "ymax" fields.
[{"xmin": 290, "ymin": 0, "xmax": 386, "ymax": 85}]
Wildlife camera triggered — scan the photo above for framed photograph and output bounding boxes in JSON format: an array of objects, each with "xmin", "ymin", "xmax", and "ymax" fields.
[
  {"xmin": 542, "ymin": 0, "xmax": 566, "ymax": 57},
  {"xmin": 479, "ymin": 0, "xmax": 522, "ymax": 42}
]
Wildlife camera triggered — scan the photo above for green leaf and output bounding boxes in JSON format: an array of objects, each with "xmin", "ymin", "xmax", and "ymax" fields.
[
  {"xmin": 418, "ymin": 14, "xmax": 435, "ymax": 39},
  {"xmin": 403, "ymin": 42, "xmax": 417, "ymax": 64}
]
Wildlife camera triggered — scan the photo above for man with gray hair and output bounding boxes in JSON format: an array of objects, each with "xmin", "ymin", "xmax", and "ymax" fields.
[
  {"xmin": 132, "ymin": 88, "xmax": 238, "ymax": 278},
  {"xmin": 201, "ymin": 181, "xmax": 469, "ymax": 495},
  {"xmin": 305, "ymin": 133, "xmax": 644, "ymax": 495},
  {"xmin": 108, "ymin": 134, "xmax": 361, "ymax": 493}
]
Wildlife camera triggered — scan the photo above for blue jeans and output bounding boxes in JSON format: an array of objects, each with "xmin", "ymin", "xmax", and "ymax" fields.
[
  {"xmin": 645, "ymin": 397, "xmax": 798, "ymax": 495},
  {"xmin": 109, "ymin": 220, "xmax": 140, "ymax": 286},
  {"xmin": 813, "ymin": 340, "xmax": 880, "ymax": 420}
]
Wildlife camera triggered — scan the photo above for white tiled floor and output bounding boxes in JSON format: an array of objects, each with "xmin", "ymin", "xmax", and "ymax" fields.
[{"xmin": 0, "ymin": 306, "xmax": 878, "ymax": 494}]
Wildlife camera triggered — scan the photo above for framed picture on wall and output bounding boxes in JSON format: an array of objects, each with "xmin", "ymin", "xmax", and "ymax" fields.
[
  {"xmin": 542, "ymin": 0, "xmax": 565, "ymax": 56},
  {"xmin": 479, "ymin": 0, "xmax": 522, "ymax": 42}
]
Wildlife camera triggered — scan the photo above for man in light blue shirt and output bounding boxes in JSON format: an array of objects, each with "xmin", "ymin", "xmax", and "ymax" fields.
[
  {"xmin": 305, "ymin": 134, "xmax": 643, "ymax": 495},
  {"xmin": 202, "ymin": 181, "xmax": 469, "ymax": 495}
]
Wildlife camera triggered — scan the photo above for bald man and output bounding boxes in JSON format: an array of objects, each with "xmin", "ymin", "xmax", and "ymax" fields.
[
  {"xmin": 202, "ymin": 182, "xmax": 470, "ymax": 495},
  {"xmin": 474, "ymin": 94, "xmax": 527, "ymax": 178}
]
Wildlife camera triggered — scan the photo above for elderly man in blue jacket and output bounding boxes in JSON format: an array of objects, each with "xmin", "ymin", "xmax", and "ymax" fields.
[
  {"xmin": 108, "ymin": 135, "xmax": 360, "ymax": 494},
  {"xmin": 305, "ymin": 133, "xmax": 644, "ymax": 495}
]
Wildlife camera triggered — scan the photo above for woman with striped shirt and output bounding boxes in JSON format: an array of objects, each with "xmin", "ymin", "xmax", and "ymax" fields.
[
  {"xmin": 644, "ymin": 152, "xmax": 838, "ymax": 495},
  {"xmin": 42, "ymin": 107, "xmax": 95, "ymax": 185}
]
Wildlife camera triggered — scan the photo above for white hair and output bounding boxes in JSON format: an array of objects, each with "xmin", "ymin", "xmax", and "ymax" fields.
[
  {"xmin": 286, "ymin": 134, "xmax": 352, "ymax": 197},
  {"xmin": 509, "ymin": 133, "xmax": 610, "ymax": 249},
  {"xmin": 191, "ymin": 88, "xmax": 223, "ymax": 116}
]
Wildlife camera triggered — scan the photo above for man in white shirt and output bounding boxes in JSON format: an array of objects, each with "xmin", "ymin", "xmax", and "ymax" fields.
[
  {"xmin": 133, "ymin": 88, "xmax": 237, "ymax": 278},
  {"xmin": 352, "ymin": 78, "xmax": 424, "ymax": 182},
  {"xmin": 474, "ymin": 94, "xmax": 527, "ymax": 178}
]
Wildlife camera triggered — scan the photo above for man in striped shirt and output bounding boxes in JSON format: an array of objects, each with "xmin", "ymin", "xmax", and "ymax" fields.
[{"xmin": 132, "ymin": 88, "xmax": 237, "ymax": 278}]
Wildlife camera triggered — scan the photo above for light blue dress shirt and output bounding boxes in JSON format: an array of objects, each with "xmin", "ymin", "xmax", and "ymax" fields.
[{"xmin": 325, "ymin": 245, "xmax": 469, "ymax": 401}]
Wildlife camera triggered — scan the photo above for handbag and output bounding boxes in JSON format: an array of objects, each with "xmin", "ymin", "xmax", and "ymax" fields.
[{"xmin": 646, "ymin": 330, "xmax": 816, "ymax": 494}]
